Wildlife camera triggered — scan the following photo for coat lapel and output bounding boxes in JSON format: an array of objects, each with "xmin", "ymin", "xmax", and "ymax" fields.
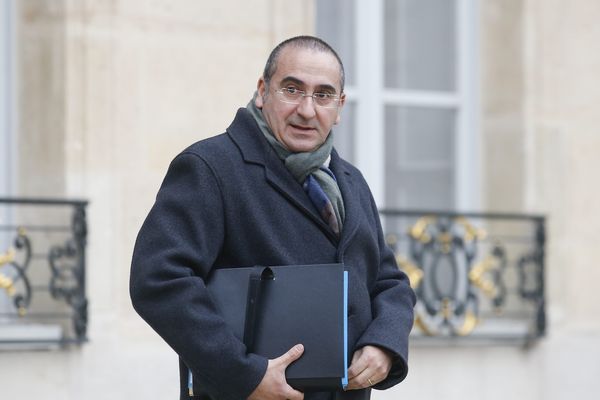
[
  {"xmin": 226, "ymin": 109, "xmax": 339, "ymax": 244},
  {"xmin": 330, "ymin": 150, "xmax": 361, "ymax": 253},
  {"xmin": 263, "ymin": 157, "xmax": 339, "ymax": 244}
]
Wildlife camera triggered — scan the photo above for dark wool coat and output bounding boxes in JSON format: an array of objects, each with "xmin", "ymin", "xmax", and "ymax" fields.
[{"xmin": 130, "ymin": 108, "xmax": 416, "ymax": 400}]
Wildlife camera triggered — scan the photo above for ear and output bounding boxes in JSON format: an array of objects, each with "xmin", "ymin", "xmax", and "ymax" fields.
[
  {"xmin": 334, "ymin": 93, "xmax": 346, "ymax": 125},
  {"xmin": 255, "ymin": 77, "xmax": 266, "ymax": 109}
]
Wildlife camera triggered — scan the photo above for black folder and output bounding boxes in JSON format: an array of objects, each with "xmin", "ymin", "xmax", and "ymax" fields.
[{"xmin": 205, "ymin": 263, "xmax": 348, "ymax": 391}]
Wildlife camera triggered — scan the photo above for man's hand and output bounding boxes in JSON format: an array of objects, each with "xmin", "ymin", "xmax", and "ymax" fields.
[
  {"xmin": 247, "ymin": 344, "xmax": 305, "ymax": 400},
  {"xmin": 345, "ymin": 345, "xmax": 393, "ymax": 390}
]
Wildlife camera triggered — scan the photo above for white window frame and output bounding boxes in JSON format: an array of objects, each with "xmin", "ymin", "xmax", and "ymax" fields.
[
  {"xmin": 1, "ymin": 0, "xmax": 17, "ymax": 315},
  {"xmin": 1, "ymin": 0, "xmax": 17, "ymax": 198},
  {"xmin": 349, "ymin": 0, "xmax": 480, "ymax": 210}
]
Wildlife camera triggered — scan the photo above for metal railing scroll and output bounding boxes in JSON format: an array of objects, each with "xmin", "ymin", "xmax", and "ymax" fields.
[
  {"xmin": 0, "ymin": 197, "xmax": 88, "ymax": 347},
  {"xmin": 380, "ymin": 209, "xmax": 545, "ymax": 346}
]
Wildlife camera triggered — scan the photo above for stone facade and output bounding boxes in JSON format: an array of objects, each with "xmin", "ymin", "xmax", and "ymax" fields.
[
  {"xmin": 2, "ymin": 0, "xmax": 600, "ymax": 399},
  {"xmin": 3, "ymin": 1, "xmax": 315, "ymax": 398}
]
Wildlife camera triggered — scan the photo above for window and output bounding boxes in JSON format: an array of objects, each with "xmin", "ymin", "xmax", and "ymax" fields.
[
  {"xmin": 1, "ymin": 0, "xmax": 16, "ymax": 314},
  {"xmin": 1, "ymin": 0, "xmax": 16, "ymax": 198},
  {"xmin": 317, "ymin": 0, "xmax": 480, "ymax": 211}
]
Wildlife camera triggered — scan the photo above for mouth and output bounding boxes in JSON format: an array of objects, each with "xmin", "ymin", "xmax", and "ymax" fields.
[{"xmin": 290, "ymin": 124, "xmax": 316, "ymax": 132}]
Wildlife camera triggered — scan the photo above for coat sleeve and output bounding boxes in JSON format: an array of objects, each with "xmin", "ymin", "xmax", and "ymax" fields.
[
  {"xmin": 129, "ymin": 151, "xmax": 267, "ymax": 400},
  {"xmin": 354, "ymin": 192, "xmax": 417, "ymax": 389}
]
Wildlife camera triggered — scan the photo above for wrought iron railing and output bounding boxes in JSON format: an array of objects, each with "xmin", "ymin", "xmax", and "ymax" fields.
[
  {"xmin": 380, "ymin": 209, "xmax": 545, "ymax": 346},
  {"xmin": 0, "ymin": 197, "xmax": 88, "ymax": 347}
]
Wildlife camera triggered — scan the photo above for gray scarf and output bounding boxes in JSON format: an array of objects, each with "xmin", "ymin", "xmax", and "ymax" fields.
[{"xmin": 247, "ymin": 93, "xmax": 345, "ymax": 231}]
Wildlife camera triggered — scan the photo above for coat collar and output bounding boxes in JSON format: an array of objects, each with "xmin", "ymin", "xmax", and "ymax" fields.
[{"xmin": 226, "ymin": 108, "xmax": 360, "ymax": 247}]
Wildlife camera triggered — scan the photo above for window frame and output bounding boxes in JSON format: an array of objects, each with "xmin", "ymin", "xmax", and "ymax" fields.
[
  {"xmin": 0, "ymin": 0, "xmax": 17, "ymax": 314},
  {"xmin": 0, "ymin": 0, "xmax": 17, "ymax": 198},
  {"xmin": 325, "ymin": 0, "xmax": 480, "ymax": 211}
]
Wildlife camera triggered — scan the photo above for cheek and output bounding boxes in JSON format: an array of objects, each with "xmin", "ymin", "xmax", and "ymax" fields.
[
  {"xmin": 263, "ymin": 105, "xmax": 287, "ymax": 129},
  {"xmin": 319, "ymin": 116, "xmax": 338, "ymax": 135}
]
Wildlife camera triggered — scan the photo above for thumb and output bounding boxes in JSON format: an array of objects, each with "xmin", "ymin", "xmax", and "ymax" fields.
[{"xmin": 275, "ymin": 344, "xmax": 304, "ymax": 368}]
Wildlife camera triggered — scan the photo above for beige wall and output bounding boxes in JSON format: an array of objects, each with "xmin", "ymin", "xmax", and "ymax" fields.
[
  {"xmin": 4, "ymin": 1, "xmax": 315, "ymax": 398},
  {"xmin": 399, "ymin": 1, "xmax": 600, "ymax": 399},
  {"xmin": 482, "ymin": 0, "xmax": 527, "ymax": 212},
  {"xmin": 482, "ymin": 0, "xmax": 600, "ymax": 332},
  {"xmin": 17, "ymin": 1, "xmax": 67, "ymax": 196},
  {"xmin": 59, "ymin": 0, "xmax": 313, "ymax": 324},
  {"xmin": 527, "ymin": 0, "xmax": 600, "ymax": 329},
  {"xmin": 3, "ymin": 0, "xmax": 600, "ymax": 399},
  {"xmin": 482, "ymin": 0, "xmax": 600, "ymax": 324}
]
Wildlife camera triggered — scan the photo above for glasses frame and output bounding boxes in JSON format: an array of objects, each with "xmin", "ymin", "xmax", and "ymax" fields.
[{"xmin": 274, "ymin": 87, "xmax": 343, "ymax": 109}]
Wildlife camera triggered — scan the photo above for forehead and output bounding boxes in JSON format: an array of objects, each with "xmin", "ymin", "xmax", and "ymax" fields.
[{"xmin": 272, "ymin": 46, "xmax": 342, "ymax": 91}]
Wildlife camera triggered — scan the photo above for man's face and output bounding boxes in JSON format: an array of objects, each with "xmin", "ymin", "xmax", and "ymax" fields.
[{"xmin": 255, "ymin": 47, "xmax": 345, "ymax": 153}]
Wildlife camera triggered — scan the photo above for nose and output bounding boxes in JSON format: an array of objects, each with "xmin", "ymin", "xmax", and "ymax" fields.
[{"xmin": 296, "ymin": 95, "xmax": 317, "ymax": 119}]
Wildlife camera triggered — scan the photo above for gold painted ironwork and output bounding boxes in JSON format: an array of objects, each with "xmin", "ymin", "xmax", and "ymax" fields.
[
  {"xmin": 455, "ymin": 216, "xmax": 487, "ymax": 243},
  {"xmin": 469, "ymin": 255, "xmax": 500, "ymax": 298},
  {"xmin": 404, "ymin": 216, "xmax": 488, "ymax": 336},
  {"xmin": 441, "ymin": 298, "xmax": 452, "ymax": 320},
  {"xmin": 0, "ymin": 247, "xmax": 18, "ymax": 309},
  {"xmin": 409, "ymin": 216, "xmax": 434, "ymax": 243},
  {"xmin": 0, "ymin": 230, "xmax": 30, "ymax": 317},
  {"xmin": 414, "ymin": 299, "xmax": 479, "ymax": 337},
  {"xmin": 396, "ymin": 255, "xmax": 423, "ymax": 289},
  {"xmin": 0, "ymin": 273, "xmax": 16, "ymax": 296},
  {"xmin": 0, "ymin": 273, "xmax": 25, "ymax": 316},
  {"xmin": 381, "ymin": 209, "xmax": 545, "ymax": 341},
  {"xmin": 414, "ymin": 314, "xmax": 436, "ymax": 336},
  {"xmin": 408, "ymin": 216, "xmax": 487, "ymax": 254},
  {"xmin": 0, "ymin": 247, "xmax": 15, "ymax": 266},
  {"xmin": 455, "ymin": 310, "xmax": 478, "ymax": 336},
  {"xmin": 438, "ymin": 232, "xmax": 453, "ymax": 253},
  {"xmin": 0, "ymin": 199, "xmax": 90, "ymax": 344}
]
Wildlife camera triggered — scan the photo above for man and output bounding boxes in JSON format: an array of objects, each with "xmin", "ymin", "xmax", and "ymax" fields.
[{"xmin": 130, "ymin": 36, "xmax": 415, "ymax": 400}]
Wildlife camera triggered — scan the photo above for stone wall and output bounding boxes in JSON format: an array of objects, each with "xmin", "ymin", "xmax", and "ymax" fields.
[
  {"xmin": 386, "ymin": 1, "xmax": 600, "ymax": 399},
  {"xmin": 3, "ymin": 0, "xmax": 600, "ymax": 399},
  {"xmin": 3, "ymin": 1, "xmax": 315, "ymax": 398}
]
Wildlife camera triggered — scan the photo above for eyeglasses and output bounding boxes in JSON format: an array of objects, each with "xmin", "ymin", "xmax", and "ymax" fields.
[{"xmin": 274, "ymin": 87, "xmax": 342, "ymax": 109}]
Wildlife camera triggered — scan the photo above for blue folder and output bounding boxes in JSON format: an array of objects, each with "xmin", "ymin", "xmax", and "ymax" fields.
[{"xmin": 203, "ymin": 263, "xmax": 348, "ymax": 392}]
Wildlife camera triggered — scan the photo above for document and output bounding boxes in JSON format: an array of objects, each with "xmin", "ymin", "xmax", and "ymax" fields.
[{"xmin": 206, "ymin": 263, "xmax": 348, "ymax": 391}]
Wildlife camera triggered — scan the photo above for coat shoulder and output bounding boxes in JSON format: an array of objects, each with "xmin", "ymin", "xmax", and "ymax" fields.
[
  {"xmin": 332, "ymin": 151, "xmax": 370, "ymax": 188},
  {"xmin": 182, "ymin": 133, "xmax": 233, "ymax": 158}
]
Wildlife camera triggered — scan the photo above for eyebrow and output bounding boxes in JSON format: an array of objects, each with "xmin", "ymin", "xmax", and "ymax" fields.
[{"xmin": 279, "ymin": 76, "xmax": 339, "ymax": 94}]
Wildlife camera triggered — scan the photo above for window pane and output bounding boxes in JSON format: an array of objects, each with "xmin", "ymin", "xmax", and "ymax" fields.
[
  {"xmin": 333, "ymin": 101, "xmax": 356, "ymax": 163},
  {"xmin": 384, "ymin": 105, "xmax": 455, "ymax": 209},
  {"xmin": 387, "ymin": 170, "xmax": 454, "ymax": 210},
  {"xmin": 384, "ymin": 0, "xmax": 456, "ymax": 91},
  {"xmin": 316, "ymin": 0, "xmax": 356, "ymax": 87},
  {"xmin": 0, "ymin": 0, "xmax": 14, "ymax": 313}
]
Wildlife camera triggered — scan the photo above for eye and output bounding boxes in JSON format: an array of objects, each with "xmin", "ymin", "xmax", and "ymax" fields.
[
  {"xmin": 313, "ymin": 92, "xmax": 330, "ymax": 100},
  {"xmin": 284, "ymin": 87, "xmax": 300, "ymax": 95}
]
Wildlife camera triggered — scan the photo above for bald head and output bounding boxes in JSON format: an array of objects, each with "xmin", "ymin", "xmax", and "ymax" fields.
[{"xmin": 262, "ymin": 35, "xmax": 345, "ymax": 93}]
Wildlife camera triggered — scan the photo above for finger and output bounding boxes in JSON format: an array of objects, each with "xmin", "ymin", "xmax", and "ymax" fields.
[
  {"xmin": 283, "ymin": 386, "xmax": 305, "ymax": 400},
  {"xmin": 347, "ymin": 350, "xmax": 368, "ymax": 379},
  {"xmin": 275, "ymin": 344, "xmax": 304, "ymax": 368},
  {"xmin": 346, "ymin": 368, "xmax": 375, "ymax": 390}
]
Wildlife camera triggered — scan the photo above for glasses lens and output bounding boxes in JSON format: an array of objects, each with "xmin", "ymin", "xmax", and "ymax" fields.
[
  {"xmin": 276, "ymin": 88, "xmax": 339, "ymax": 108},
  {"xmin": 314, "ymin": 94, "xmax": 336, "ymax": 108},
  {"xmin": 282, "ymin": 88, "xmax": 301, "ymax": 102}
]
